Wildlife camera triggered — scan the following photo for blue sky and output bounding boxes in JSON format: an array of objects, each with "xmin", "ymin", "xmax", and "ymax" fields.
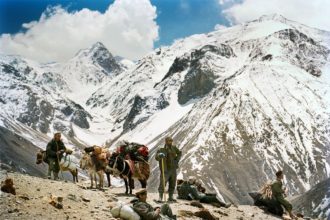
[
  {"xmin": 0, "ymin": 0, "xmax": 230, "ymax": 48},
  {"xmin": 0, "ymin": 0, "xmax": 328, "ymax": 62}
]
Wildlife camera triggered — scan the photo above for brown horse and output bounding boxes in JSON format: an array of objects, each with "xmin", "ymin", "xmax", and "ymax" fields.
[
  {"xmin": 80, "ymin": 152, "xmax": 111, "ymax": 189},
  {"xmin": 36, "ymin": 150, "xmax": 78, "ymax": 183},
  {"xmin": 82, "ymin": 146, "xmax": 112, "ymax": 187}
]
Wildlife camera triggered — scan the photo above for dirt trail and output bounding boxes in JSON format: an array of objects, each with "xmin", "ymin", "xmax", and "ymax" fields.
[{"xmin": 0, "ymin": 171, "xmax": 316, "ymax": 220}]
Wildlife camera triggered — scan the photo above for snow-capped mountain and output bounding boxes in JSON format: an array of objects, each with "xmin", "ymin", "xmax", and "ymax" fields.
[
  {"xmin": 292, "ymin": 177, "xmax": 330, "ymax": 219},
  {"xmin": 0, "ymin": 42, "xmax": 124, "ymax": 148},
  {"xmin": 86, "ymin": 14, "xmax": 330, "ymax": 205},
  {"xmin": 0, "ymin": 14, "xmax": 329, "ymax": 216}
]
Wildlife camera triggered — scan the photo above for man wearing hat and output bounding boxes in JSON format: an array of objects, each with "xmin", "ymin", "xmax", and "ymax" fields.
[
  {"xmin": 133, "ymin": 188, "xmax": 176, "ymax": 220},
  {"xmin": 46, "ymin": 132, "xmax": 66, "ymax": 180},
  {"xmin": 155, "ymin": 137, "xmax": 182, "ymax": 202}
]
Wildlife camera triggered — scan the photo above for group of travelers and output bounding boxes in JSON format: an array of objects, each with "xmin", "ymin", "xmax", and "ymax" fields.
[{"xmin": 43, "ymin": 132, "xmax": 297, "ymax": 220}]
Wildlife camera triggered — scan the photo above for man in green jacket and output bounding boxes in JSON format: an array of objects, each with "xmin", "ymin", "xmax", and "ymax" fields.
[
  {"xmin": 155, "ymin": 137, "xmax": 182, "ymax": 202},
  {"xmin": 271, "ymin": 170, "xmax": 297, "ymax": 219},
  {"xmin": 46, "ymin": 132, "xmax": 66, "ymax": 180},
  {"xmin": 177, "ymin": 177, "xmax": 231, "ymax": 208},
  {"xmin": 133, "ymin": 188, "xmax": 176, "ymax": 220}
]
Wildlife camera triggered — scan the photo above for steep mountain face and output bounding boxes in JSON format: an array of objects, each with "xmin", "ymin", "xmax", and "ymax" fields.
[
  {"xmin": 93, "ymin": 14, "xmax": 329, "ymax": 205},
  {"xmin": 292, "ymin": 178, "xmax": 330, "ymax": 219},
  {"xmin": 0, "ymin": 42, "xmax": 124, "ymax": 146},
  {"xmin": 0, "ymin": 14, "xmax": 329, "ymax": 212},
  {"xmin": 0, "ymin": 55, "xmax": 92, "ymax": 134}
]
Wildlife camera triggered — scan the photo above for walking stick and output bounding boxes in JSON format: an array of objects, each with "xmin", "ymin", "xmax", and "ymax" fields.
[{"xmin": 161, "ymin": 157, "xmax": 166, "ymax": 201}]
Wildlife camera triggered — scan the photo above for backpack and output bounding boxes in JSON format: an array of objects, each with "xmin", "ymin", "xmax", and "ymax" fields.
[
  {"xmin": 110, "ymin": 201, "xmax": 140, "ymax": 220},
  {"xmin": 259, "ymin": 181, "xmax": 273, "ymax": 200}
]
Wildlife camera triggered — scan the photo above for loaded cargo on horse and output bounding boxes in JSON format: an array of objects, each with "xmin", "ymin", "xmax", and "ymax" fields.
[
  {"xmin": 36, "ymin": 149, "xmax": 78, "ymax": 183},
  {"xmin": 109, "ymin": 141, "xmax": 150, "ymax": 194}
]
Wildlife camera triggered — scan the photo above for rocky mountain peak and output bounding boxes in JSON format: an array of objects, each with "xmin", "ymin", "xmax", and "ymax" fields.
[
  {"xmin": 74, "ymin": 42, "xmax": 122, "ymax": 74},
  {"xmin": 255, "ymin": 13, "xmax": 288, "ymax": 23}
]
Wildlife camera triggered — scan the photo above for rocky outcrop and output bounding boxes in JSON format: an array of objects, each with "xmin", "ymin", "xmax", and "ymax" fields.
[
  {"xmin": 123, "ymin": 95, "xmax": 147, "ymax": 130},
  {"xmin": 89, "ymin": 42, "xmax": 122, "ymax": 74},
  {"xmin": 178, "ymin": 67, "xmax": 216, "ymax": 104},
  {"xmin": 292, "ymin": 178, "xmax": 330, "ymax": 219},
  {"xmin": 276, "ymin": 29, "xmax": 329, "ymax": 77},
  {"xmin": 17, "ymin": 90, "xmax": 54, "ymax": 133}
]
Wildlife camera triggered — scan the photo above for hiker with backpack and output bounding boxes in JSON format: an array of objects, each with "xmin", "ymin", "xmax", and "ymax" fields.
[
  {"xmin": 46, "ymin": 132, "xmax": 66, "ymax": 180},
  {"xmin": 251, "ymin": 170, "xmax": 297, "ymax": 219},
  {"xmin": 177, "ymin": 176, "xmax": 231, "ymax": 208},
  {"xmin": 272, "ymin": 170, "xmax": 297, "ymax": 220},
  {"xmin": 155, "ymin": 137, "xmax": 182, "ymax": 202},
  {"xmin": 132, "ymin": 188, "xmax": 176, "ymax": 220}
]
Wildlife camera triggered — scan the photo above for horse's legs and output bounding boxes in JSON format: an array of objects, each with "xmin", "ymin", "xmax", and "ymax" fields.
[
  {"xmin": 70, "ymin": 170, "xmax": 75, "ymax": 183},
  {"xmin": 124, "ymin": 178, "xmax": 129, "ymax": 194},
  {"xmin": 75, "ymin": 168, "xmax": 78, "ymax": 183},
  {"xmin": 139, "ymin": 179, "xmax": 147, "ymax": 188},
  {"xmin": 71, "ymin": 168, "xmax": 78, "ymax": 183},
  {"xmin": 128, "ymin": 174, "xmax": 134, "ymax": 194},
  {"xmin": 94, "ymin": 173, "xmax": 97, "ymax": 188},
  {"xmin": 98, "ymin": 172, "xmax": 104, "ymax": 189},
  {"xmin": 90, "ymin": 173, "xmax": 94, "ymax": 188},
  {"xmin": 105, "ymin": 172, "xmax": 111, "ymax": 187}
]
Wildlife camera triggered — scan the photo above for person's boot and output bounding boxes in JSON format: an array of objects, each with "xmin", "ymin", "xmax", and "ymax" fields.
[
  {"xmin": 155, "ymin": 193, "xmax": 163, "ymax": 202},
  {"xmin": 54, "ymin": 172, "xmax": 59, "ymax": 180},
  {"xmin": 168, "ymin": 193, "xmax": 177, "ymax": 202},
  {"xmin": 224, "ymin": 203, "xmax": 232, "ymax": 208},
  {"xmin": 216, "ymin": 194, "xmax": 231, "ymax": 208}
]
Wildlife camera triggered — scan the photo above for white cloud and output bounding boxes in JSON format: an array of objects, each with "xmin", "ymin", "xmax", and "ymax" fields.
[
  {"xmin": 0, "ymin": 0, "xmax": 159, "ymax": 62},
  {"xmin": 214, "ymin": 24, "xmax": 227, "ymax": 30},
  {"xmin": 219, "ymin": 0, "xmax": 236, "ymax": 6},
  {"xmin": 223, "ymin": 0, "xmax": 330, "ymax": 31}
]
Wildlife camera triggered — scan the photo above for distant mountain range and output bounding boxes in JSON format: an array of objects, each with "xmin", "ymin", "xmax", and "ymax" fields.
[{"xmin": 0, "ymin": 14, "xmax": 329, "ymax": 218}]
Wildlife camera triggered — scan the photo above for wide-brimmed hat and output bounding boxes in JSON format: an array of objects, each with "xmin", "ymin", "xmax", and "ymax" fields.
[{"xmin": 135, "ymin": 188, "xmax": 147, "ymax": 197}]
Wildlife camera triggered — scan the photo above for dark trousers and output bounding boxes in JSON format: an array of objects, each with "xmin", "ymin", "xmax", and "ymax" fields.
[
  {"xmin": 200, "ymin": 195, "xmax": 227, "ymax": 207},
  {"xmin": 48, "ymin": 158, "xmax": 60, "ymax": 178},
  {"xmin": 160, "ymin": 203, "xmax": 176, "ymax": 219},
  {"xmin": 158, "ymin": 169, "xmax": 177, "ymax": 195}
]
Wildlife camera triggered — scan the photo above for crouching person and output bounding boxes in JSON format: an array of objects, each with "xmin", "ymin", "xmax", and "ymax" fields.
[
  {"xmin": 177, "ymin": 176, "xmax": 231, "ymax": 208},
  {"xmin": 272, "ymin": 170, "xmax": 297, "ymax": 220},
  {"xmin": 133, "ymin": 189, "xmax": 176, "ymax": 220}
]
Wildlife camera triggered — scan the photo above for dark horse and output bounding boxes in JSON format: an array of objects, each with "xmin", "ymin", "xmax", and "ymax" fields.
[{"xmin": 108, "ymin": 152, "xmax": 148, "ymax": 194}]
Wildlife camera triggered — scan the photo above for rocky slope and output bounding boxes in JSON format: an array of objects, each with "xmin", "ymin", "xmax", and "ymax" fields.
[
  {"xmin": 292, "ymin": 178, "xmax": 330, "ymax": 219},
  {"xmin": 0, "ymin": 171, "xmax": 315, "ymax": 220}
]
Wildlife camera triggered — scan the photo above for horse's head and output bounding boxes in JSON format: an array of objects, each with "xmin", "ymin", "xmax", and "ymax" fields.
[
  {"xmin": 36, "ymin": 150, "xmax": 45, "ymax": 164},
  {"xmin": 108, "ymin": 152, "xmax": 117, "ymax": 168},
  {"xmin": 80, "ymin": 153, "xmax": 91, "ymax": 169},
  {"xmin": 108, "ymin": 152, "xmax": 125, "ymax": 176}
]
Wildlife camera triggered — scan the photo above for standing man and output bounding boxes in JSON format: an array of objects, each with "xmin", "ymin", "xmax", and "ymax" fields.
[
  {"xmin": 155, "ymin": 137, "xmax": 182, "ymax": 202},
  {"xmin": 271, "ymin": 170, "xmax": 297, "ymax": 220},
  {"xmin": 46, "ymin": 132, "xmax": 66, "ymax": 180}
]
